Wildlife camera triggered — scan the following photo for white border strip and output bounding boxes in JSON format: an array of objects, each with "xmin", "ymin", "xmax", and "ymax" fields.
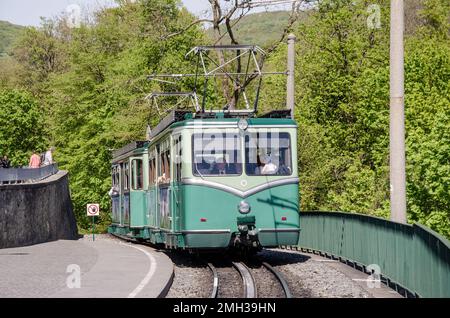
[
  {"xmin": 123, "ymin": 243, "xmax": 157, "ymax": 298},
  {"xmin": 181, "ymin": 177, "xmax": 299, "ymax": 198}
]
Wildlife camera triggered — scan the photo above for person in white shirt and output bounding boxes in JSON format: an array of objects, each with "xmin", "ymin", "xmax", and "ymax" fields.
[
  {"xmin": 43, "ymin": 147, "xmax": 55, "ymax": 166},
  {"xmin": 108, "ymin": 185, "xmax": 119, "ymax": 197},
  {"xmin": 260, "ymin": 155, "xmax": 278, "ymax": 175}
]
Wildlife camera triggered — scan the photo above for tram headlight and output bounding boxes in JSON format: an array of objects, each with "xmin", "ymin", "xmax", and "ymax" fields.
[
  {"xmin": 238, "ymin": 118, "xmax": 248, "ymax": 131},
  {"xmin": 238, "ymin": 201, "xmax": 251, "ymax": 214}
]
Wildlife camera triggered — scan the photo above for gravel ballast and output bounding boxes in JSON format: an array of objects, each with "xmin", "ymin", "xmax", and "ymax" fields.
[
  {"xmin": 165, "ymin": 251, "xmax": 213, "ymax": 298},
  {"xmin": 258, "ymin": 249, "xmax": 370, "ymax": 298}
]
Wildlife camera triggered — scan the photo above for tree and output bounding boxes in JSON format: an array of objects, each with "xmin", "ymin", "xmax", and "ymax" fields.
[
  {"xmin": 280, "ymin": 0, "xmax": 392, "ymax": 216},
  {"xmin": 405, "ymin": 36, "xmax": 450, "ymax": 237},
  {"xmin": 262, "ymin": 0, "xmax": 450, "ymax": 238},
  {"xmin": 164, "ymin": 0, "xmax": 312, "ymax": 110},
  {"xmin": 43, "ymin": 0, "xmax": 205, "ymax": 231},
  {"xmin": 12, "ymin": 18, "xmax": 68, "ymax": 94},
  {"xmin": 0, "ymin": 89, "xmax": 46, "ymax": 166},
  {"xmin": 3, "ymin": 0, "xmax": 449, "ymax": 239}
]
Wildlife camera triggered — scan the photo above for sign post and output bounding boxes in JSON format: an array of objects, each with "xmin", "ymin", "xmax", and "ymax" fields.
[{"xmin": 87, "ymin": 204, "xmax": 100, "ymax": 241}]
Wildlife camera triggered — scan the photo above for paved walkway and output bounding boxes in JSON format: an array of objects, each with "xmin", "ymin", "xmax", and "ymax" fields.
[{"xmin": 0, "ymin": 236, "xmax": 173, "ymax": 298}]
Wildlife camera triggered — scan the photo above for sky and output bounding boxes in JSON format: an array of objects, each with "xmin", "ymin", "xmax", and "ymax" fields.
[{"xmin": 0, "ymin": 0, "xmax": 210, "ymax": 26}]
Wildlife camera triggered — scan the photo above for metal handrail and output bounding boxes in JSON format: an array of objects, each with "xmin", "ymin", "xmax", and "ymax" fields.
[
  {"xmin": 298, "ymin": 211, "xmax": 450, "ymax": 298},
  {"xmin": 0, "ymin": 164, "xmax": 58, "ymax": 183}
]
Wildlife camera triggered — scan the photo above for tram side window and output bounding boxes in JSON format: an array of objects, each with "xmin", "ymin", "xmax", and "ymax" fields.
[
  {"xmin": 132, "ymin": 159, "xmax": 144, "ymax": 190},
  {"xmin": 245, "ymin": 132, "xmax": 292, "ymax": 176},
  {"xmin": 111, "ymin": 167, "xmax": 120, "ymax": 195},
  {"xmin": 115, "ymin": 169, "xmax": 120, "ymax": 189},
  {"xmin": 149, "ymin": 157, "xmax": 156, "ymax": 186},
  {"xmin": 111, "ymin": 167, "xmax": 116, "ymax": 186},
  {"xmin": 123, "ymin": 162, "xmax": 130, "ymax": 190},
  {"xmin": 111, "ymin": 167, "xmax": 116, "ymax": 184},
  {"xmin": 158, "ymin": 149, "xmax": 171, "ymax": 184},
  {"xmin": 119, "ymin": 163, "xmax": 123, "ymax": 189},
  {"xmin": 174, "ymin": 136, "xmax": 182, "ymax": 182}
]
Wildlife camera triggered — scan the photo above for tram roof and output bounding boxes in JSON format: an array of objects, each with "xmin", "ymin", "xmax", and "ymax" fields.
[
  {"xmin": 148, "ymin": 109, "xmax": 295, "ymax": 139},
  {"xmin": 112, "ymin": 110, "xmax": 296, "ymax": 161},
  {"xmin": 169, "ymin": 117, "xmax": 297, "ymax": 129},
  {"xmin": 112, "ymin": 140, "xmax": 148, "ymax": 160}
]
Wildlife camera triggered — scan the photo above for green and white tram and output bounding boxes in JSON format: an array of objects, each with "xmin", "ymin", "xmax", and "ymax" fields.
[{"xmin": 108, "ymin": 110, "xmax": 300, "ymax": 251}]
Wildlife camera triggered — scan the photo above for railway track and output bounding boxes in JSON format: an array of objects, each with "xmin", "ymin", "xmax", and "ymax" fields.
[
  {"xmin": 261, "ymin": 261, "xmax": 292, "ymax": 298},
  {"xmin": 207, "ymin": 259, "xmax": 292, "ymax": 298},
  {"xmin": 110, "ymin": 234, "xmax": 291, "ymax": 298}
]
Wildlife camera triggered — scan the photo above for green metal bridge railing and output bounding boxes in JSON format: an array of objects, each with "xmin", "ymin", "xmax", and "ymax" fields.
[{"xmin": 298, "ymin": 211, "xmax": 450, "ymax": 298}]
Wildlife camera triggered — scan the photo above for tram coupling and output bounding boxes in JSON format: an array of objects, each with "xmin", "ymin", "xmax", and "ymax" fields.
[{"xmin": 233, "ymin": 216, "xmax": 261, "ymax": 249}]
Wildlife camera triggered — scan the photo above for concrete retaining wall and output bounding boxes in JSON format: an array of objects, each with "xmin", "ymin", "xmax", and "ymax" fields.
[{"xmin": 0, "ymin": 170, "xmax": 79, "ymax": 249}]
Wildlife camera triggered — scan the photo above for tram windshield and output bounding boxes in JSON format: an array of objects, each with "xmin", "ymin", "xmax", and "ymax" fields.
[
  {"xmin": 192, "ymin": 132, "xmax": 242, "ymax": 176},
  {"xmin": 245, "ymin": 132, "xmax": 292, "ymax": 176}
]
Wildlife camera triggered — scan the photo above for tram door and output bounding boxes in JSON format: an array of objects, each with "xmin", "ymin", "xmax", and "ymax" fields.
[
  {"xmin": 121, "ymin": 161, "xmax": 130, "ymax": 226},
  {"xmin": 130, "ymin": 157, "xmax": 145, "ymax": 227},
  {"xmin": 111, "ymin": 165, "xmax": 121, "ymax": 224},
  {"xmin": 147, "ymin": 148, "xmax": 157, "ymax": 228},
  {"xmin": 157, "ymin": 139, "xmax": 171, "ymax": 230},
  {"xmin": 172, "ymin": 135, "xmax": 182, "ymax": 232}
]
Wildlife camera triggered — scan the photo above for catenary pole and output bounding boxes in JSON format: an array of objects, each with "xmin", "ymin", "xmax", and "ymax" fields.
[
  {"xmin": 287, "ymin": 33, "xmax": 296, "ymax": 119},
  {"xmin": 390, "ymin": 0, "xmax": 407, "ymax": 223}
]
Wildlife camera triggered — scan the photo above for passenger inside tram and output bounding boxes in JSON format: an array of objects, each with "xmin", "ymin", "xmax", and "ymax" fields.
[{"xmin": 258, "ymin": 154, "xmax": 278, "ymax": 175}]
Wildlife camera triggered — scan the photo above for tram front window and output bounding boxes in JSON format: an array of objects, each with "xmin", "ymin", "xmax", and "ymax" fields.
[
  {"xmin": 245, "ymin": 132, "xmax": 292, "ymax": 176},
  {"xmin": 192, "ymin": 132, "xmax": 242, "ymax": 176}
]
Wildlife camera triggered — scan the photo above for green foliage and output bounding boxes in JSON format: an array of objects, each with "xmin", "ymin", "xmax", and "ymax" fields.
[
  {"xmin": 420, "ymin": 0, "xmax": 450, "ymax": 37},
  {"xmin": 404, "ymin": 36, "xmax": 450, "ymax": 237},
  {"xmin": 206, "ymin": 11, "xmax": 293, "ymax": 47},
  {"xmin": 0, "ymin": 89, "xmax": 46, "ymax": 166},
  {"xmin": 42, "ymin": 0, "xmax": 204, "ymax": 230},
  {"xmin": 0, "ymin": 0, "xmax": 449, "ymax": 239},
  {"xmin": 264, "ymin": 0, "xmax": 449, "ymax": 237},
  {"xmin": 12, "ymin": 19, "xmax": 68, "ymax": 90},
  {"xmin": 284, "ymin": 0, "xmax": 392, "ymax": 218},
  {"xmin": 0, "ymin": 20, "xmax": 24, "ymax": 56}
]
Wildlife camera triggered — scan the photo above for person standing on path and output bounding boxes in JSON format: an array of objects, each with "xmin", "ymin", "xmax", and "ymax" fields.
[
  {"xmin": 1, "ymin": 155, "xmax": 10, "ymax": 168},
  {"xmin": 29, "ymin": 151, "xmax": 41, "ymax": 168},
  {"xmin": 0, "ymin": 155, "xmax": 11, "ymax": 184},
  {"xmin": 42, "ymin": 147, "xmax": 55, "ymax": 166}
]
